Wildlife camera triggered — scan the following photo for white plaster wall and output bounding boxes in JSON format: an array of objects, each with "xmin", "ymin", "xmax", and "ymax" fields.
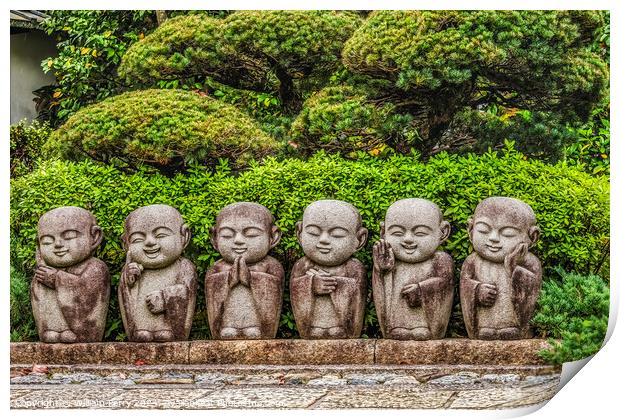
[{"xmin": 10, "ymin": 30, "xmax": 57, "ymax": 124}]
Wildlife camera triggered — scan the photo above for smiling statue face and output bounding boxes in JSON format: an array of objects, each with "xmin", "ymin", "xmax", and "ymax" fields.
[
  {"xmin": 470, "ymin": 197, "xmax": 536, "ymax": 263},
  {"xmin": 38, "ymin": 207, "xmax": 97, "ymax": 268},
  {"xmin": 124, "ymin": 205, "xmax": 186, "ymax": 269},
  {"xmin": 212, "ymin": 203, "xmax": 278, "ymax": 264},
  {"xmin": 299, "ymin": 200, "xmax": 363, "ymax": 267},
  {"xmin": 383, "ymin": 199, "xmax": 448, "ymax": 263}
]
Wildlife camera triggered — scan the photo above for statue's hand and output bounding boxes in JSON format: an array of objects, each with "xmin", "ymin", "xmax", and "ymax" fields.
[
  {"xmin": 122, "ymin": 262, "xmax": 143, "ymax": 288},
  {"xmin": 309, "ymin": 268, "xmax": 337, "ymax": 295},
  {"xmin": 477, "ymin": 283, "xmax": 498, "ymax": 307},
  {"xmin": 504, "ymin": 242, "xmax": 528, "ymax": 275},
  {"xmin": 401, "ymin": 283, "xmax": 422, "ymax": 307},
  {"xmin": 145, "ymin": 290, "xmax": 165, "ymax": 314},
  {"xmin": 34, "ymin": 265, "xmax": 58, "ymax": 287},
  {"xmin": 238, "ymin": 256, "xmax": 251, "ymax": 287},
  {"xmin": 373, "ymin": 239, "xmax": 395, "ymax": 273}
]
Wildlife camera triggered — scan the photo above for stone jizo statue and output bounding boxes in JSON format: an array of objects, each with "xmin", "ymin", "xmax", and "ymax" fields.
[
  {"xmin": 205, "ymin": 202, "xmax": 284, "ymax": 339},
  {"xmin": 290, "ymin": 200, "xmax": 368, "ymax": 339},
  {"xmin": 31, "ymin": 206, "xmax": 110, "ymax": 343},
  {"xmin": 119, "ymin": 204, "xmax": 197, "ymax": 342},
  {"xmin": 372, "ymin": 198, "xmax": 454, "ymax": 340},
  {"xmin": 460, "ymin": 197, "xmax": 542, "ymax": 340}
]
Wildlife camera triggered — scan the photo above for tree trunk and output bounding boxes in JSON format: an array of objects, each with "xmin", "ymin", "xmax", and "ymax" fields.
[{"xmin": 155, "ymin": 10, "xmax": 168, "ymax": 26}]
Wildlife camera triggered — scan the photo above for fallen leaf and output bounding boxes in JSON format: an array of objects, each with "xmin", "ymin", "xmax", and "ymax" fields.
[{"xmin": 31, "ymin": 364, "xmax": 49, "ymax": 374}]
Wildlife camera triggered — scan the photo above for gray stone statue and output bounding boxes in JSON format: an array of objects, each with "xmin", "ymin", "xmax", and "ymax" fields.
[
  {"xmin": 119, "ymin": 204, "xmax": 197, "ymax": 342},
  {"xmin": 290, "ymin": 200, "xmax": 368, "ymax": 339},
  {"xmin": 31, "ymin": 206, "xmax": 110, "ymax": 343},
  {"xmin": 205, "ymin": 202, "xmax": 284, "ymax": 339},
  {"xmin": 460, "ymin": 197, "xmax": 542, "ymax": 340},
  {"xmin": 372, "ymin": 199, "xmax": 454, "ymax": 340}
]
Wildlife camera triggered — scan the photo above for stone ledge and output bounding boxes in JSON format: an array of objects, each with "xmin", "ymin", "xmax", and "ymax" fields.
[{"xmin": 10, "ymin": 339, "xmax": 553, "ymax": 366}]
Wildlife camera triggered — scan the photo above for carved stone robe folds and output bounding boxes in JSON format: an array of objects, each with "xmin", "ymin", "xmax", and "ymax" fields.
[
  {"xmin": 31, "ymin": 257, "xmax": 110, "ymax": 342},
  {"xmin": 119, "ymin": 257, "xmax": 197, "ymax": 341},
  {"xmin": 290, "ymin": 257, "xmax": 366, "ymax": 338},
  {"xmin": 205, "ymin": 256, "xmax": 284, "ymax": 339},
  {"xmin": 372, "ymin": 251, "xmax": 454, "ymax": 339},
  {"xmin": 460, "ymin": 252, "xmax": 542, "ymax": 339}
]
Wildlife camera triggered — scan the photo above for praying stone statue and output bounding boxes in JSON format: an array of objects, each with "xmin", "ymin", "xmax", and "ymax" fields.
[
  {"xmin": 205, "ymin": 202, "xmax": 284, "ymax": 339},
  {"xmin": 460, "ymin": 197, "xmax": 542, "ymax": 340},
  {"xmin": 372, "ymin": 199, "xmax": 454, "ymax": 340},
  {"xmin": 290, "ymin": 200, "xmax": 368, "ymax": 339},
  {"xmin": 119, "ymin": 204, "xmax": 197, "ymax": 342},
  {"xmin": 31, "ymin": 206, "xmax": 110, "ymax": 343}
]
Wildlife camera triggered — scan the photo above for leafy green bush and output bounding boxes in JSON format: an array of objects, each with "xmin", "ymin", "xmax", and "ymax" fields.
[
  {"xmin": 119, "ymin": 11, "xmax": 361, "ymax": 112},
  {"xmin": 532, "ymin": 268, "xmax": 609, "ymax": 363},
  {"xmin": 11, "ymin": 148, "xmax": 609, "ymax": 340},
  {"xmin": 44, "ymin": 89, "xmax": 281, "ymax": 173},
  {"xmin": 40, "ymin": 11, "xmax": 160, "ymax": 125},
  {"xmin": 342, "ymin": 10, "xmax": 609, "ymax": 158},
  {"xmin": 565, "ymin": 104, "xmax": 610, "ymax": 176},
  {"xmin": 10, "ymin": 120, "xmax": 52, "ymax": 178},
  {"xmin": 10, "ymin": 265, "xmax": 37, "ymax": 342}
]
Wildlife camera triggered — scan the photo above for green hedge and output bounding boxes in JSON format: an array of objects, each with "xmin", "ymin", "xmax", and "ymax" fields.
[
  {"xmin": 43, "ymin": 89, "xmax": 280, "ymax": 173},
  {"xmin": 11, "ymin": 149, "xmax": 609, "ymax": 340}
]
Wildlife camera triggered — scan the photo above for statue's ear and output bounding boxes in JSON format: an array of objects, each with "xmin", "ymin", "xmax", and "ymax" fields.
[
  {"xmin": 528, "ymin": 226, "xmax": 540, "ymax": 247},
  {"xmin": 295, "ymin": 221, "xmax": 303, "ymax": 242},
  {"xmin": 90, "ymin": 225, "xmax": 103, "ymax": 250},
  {"xmin": 270, "ymin": 225, "xmax": 282, "ymax": 249},
  {"xmin": 121, "ymin": 232, "xmax": 129, "ymax": 252},
  {"xmin": 35, "ymin": 245, "xmax": 44, "ymax": 267},
  {"xmin": 439, "ymin": 220, "xmax": 451, "ymax": 243},
  {"xmin": 356, "ymin": 227, "xmax": 369, "ymax": 252},
  {"xmin": 467, "ymin": 217, "xmax": 474, "ymax": 241},
  {"xmin": 379, "ymin": 221, "xmax": 385, "ymax": 239},
  {"xmin": 209, "ymin": 226, "xmax": 218, "ymax": 252},
  {"xmin": 181, "ymin": 224, "xmax": 191, "ymax": 250}
]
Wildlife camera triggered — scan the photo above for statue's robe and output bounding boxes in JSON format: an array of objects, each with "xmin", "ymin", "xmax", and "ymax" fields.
[
  {"xmin": 372, "ymin": 251, "xmax": 454, "ymax": 339},
  {"xmin": 290, "ymin": 257, "xmax": 366, "ymax": 338},
  {"xmin": 31, "ymin": 257, "xmax": 110, "ymax": 342},
  {"xmin": 205, "ymin": 256, "xmax": 284, "ymax": 339},
  {"xmin": 119, "ymin": 257, "xmax": 197, "ymax": 341},
  {"xmin": 460, "ymin": 252, "xmax": 542, "ymax": 339}
]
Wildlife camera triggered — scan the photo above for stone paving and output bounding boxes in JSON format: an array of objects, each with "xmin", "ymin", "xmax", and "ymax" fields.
[{"xmin": 10, "ymin": 364, "xmax": 560, "ymax": 409}]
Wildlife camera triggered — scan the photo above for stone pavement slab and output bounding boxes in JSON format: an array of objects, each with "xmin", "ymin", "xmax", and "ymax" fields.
[{"xmin": 10, "ymin": 363, "xmax": 561, "ymax": 410}]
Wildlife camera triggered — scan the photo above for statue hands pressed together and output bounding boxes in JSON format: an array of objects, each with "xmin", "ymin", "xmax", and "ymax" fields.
[
  {"xmin": 205, "ymin": 202, "xmax": 284, "ymax": 340},
  {"xmin": 460, "ymin": 197, "xmax": 542, "ymax": 340},
  {"xmin": 290, "ymin": 200, "xmax": 368, "ymax": 339},
  {"xmin": 119, "ymin": 204, "xmax": 197, "ymax": 342},
  {"xmin": 31, "ymin": 207, "xmax": 110, "ymax": 343},
  {"xmin": 372, "ymin": 199, "xmax": 454, "ymax": 341}
]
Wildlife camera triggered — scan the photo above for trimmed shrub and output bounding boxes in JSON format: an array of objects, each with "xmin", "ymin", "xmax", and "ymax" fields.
[
  {"xmin": 11, "ymin": 149, "xmax": 609, "ymax": 339},
  {"xmin": 43, "ymin": 89, "xmax": 280, "ymax": 173},
  {"xmin": 444, "ymin": 108, "xmax": 578, "ymax": 162},
  {"xmin": 532, "ymin": 268, "xmax": 609, "ymax": 363},
  {"xmin": 118, "ymin": 11, "xmax": 362, "ymax": 112},
  {"xmin": 342, "ymin": 10, "xmax": 609, "ymax": 157},
  {"xmin": 10, "ymin": 120, "xmax": 52, "ymax": 178},
  {"xmin": 290, "ymin": 86, "xmax": 414, "ymax": 156}
]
